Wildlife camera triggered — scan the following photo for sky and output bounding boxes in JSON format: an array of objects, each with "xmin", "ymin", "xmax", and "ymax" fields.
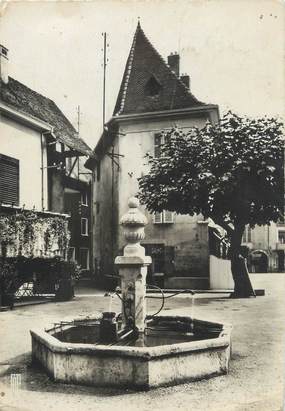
[{"xmin": 0, "ymin": 0, "xmax": 284, "ymax": 149}]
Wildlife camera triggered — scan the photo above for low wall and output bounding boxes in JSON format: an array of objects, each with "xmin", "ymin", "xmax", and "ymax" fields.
[
  {"xmin": 209, "ymin": 255, "xmax": 234, "ymax": 290},
  {"xmin": 164, "ymin": 277, "xmax": 209, "ymax": 290}
]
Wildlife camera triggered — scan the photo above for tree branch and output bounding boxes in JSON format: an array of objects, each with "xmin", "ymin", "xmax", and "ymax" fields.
[{"xmin": 211, "ymin": 217, "xmax": 234, "ymax": 236}]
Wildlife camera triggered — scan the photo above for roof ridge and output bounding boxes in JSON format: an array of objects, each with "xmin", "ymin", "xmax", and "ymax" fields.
[{"xmin": 116, "ymin": 24, "xmax": 140, "ymax": 116}]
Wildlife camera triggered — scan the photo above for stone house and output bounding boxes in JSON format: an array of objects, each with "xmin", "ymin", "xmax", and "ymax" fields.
[
  {"xmin": 86, "ymin": 22, "xmax": 220, "ymax": 288},
  {"xmin": 0, "ymin": 44, "xmax": 93, "ymax": 272}
]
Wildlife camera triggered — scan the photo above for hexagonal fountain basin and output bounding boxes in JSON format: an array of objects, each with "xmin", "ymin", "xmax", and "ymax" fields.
[{"xmin": 31, "ymin": 315, "xmax": 232, "ymax": 390}]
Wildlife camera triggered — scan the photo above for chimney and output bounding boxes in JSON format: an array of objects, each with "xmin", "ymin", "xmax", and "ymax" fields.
[
  {"xmin": 0, "ymin": 45, "xmax": 9, "ymax": 84},
  {"xmin": 180, "ymin": 73, "xmax": 190, "ymax": 90},
  {"xmin": 167, "ymin": 52, "xmax": 180, "ymax": 76}
]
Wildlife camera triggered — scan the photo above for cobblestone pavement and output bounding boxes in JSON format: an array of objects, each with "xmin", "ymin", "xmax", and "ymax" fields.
[{"xmin": 0, "ymin": 274, "xmax": 284, "ymax": 411}]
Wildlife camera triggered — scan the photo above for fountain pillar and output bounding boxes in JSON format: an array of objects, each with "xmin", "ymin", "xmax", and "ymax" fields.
[{"xmin": 115, "ymin": 197, "xmax": 151, "ymax": 333}]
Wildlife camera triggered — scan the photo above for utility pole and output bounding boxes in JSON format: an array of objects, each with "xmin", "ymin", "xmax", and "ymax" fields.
[
  {"xmin": 77, "ymin": 105, "xmax": 80, "ymax": 179},
  {"xmin": 102, "ymin": 32, "xmax": 108, "ymax": 130}
]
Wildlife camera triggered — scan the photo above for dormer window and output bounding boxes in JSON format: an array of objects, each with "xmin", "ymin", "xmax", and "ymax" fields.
[{"xmin": 145, "ymin": 76, "xmax": 161, "ymax": 97}]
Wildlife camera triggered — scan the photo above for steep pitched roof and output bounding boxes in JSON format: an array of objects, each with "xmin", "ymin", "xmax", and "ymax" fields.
[
  {"xmin": 113, "ymin": 22, "xmax": 204, "ymax": 116},
  {"xmin": 0, "ymin": 77, "xmax": 92, "ymax": 156}
]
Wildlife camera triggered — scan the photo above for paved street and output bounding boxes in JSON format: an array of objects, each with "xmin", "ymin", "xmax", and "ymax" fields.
[{"xmin": 0, "ymin": 273, "xmax": 284, "ymax": 411}]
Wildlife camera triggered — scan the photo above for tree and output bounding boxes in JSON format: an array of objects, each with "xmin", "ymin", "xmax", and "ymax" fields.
[{"xmin": 138, "ymin": 112, "xmax": 284, "ymax": 297}]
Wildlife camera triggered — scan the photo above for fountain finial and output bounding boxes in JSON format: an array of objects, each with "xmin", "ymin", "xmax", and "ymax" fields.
[
  {"xmin": 120, "ymin": 197, "xmax": 147, "ymax": 258},
  {"xmin": 128, "ymin": 196, "xmax": 139, "ymax": 208}
]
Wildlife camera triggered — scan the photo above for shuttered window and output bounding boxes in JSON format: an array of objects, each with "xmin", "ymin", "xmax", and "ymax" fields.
[
  {"xmin": 242, "ymin": 226, "xmax": 252, "ymax": 243},
  {"xmin": 154, "ymin": 134, "xmax": 162, "ymax": 158},
  {"xmin": 79, "ymin": 248, "xmax": 89, "ymax": 270},
  {"xmin": 163, "ymin": 210, "xmax": 174, "ymax": 223},
  {"xmin": 81, "ymin": 218, "xmax": 89, "ymax": 236},
  {"xmin": 0, "ymin": 154, "xmax": 19, "ymax": 206},
  {"xmin": 153, "ymin": 210, "xmax": 174, "ymax": 224},
  {"xmin": 154, "ymin": 133, "xmax": 170, "ymax": 158},
  {"xmin": 153, "ymin": 211, "xmax": 163, "ymax": 224}
]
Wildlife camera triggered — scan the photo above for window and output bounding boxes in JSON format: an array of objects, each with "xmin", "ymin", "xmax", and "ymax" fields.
[
  {"xmin": 153, "ymin": 210, "xmax": 174, "ymax": 224},
  {"xmin": 79, "ymin": 248, "xmax": 89, "ymax": 270},
  {"xmin": 81, "ymin": 218, "xmax": 88, "ymax": 236},
  {"xmin": 81, "ymin": 191, "xmax": 88, "ymax": 206},
  {"xmin": 145, "ymin": 76, "xmax": 161, "ymax": 97},
  {"xmin": 55, "ymin": 142, "xmax": 62, "ymax": 152},
  {"xmin": 67, "ymin": 247, "xmax": 75, "ymax": 261},
  {"xmin": 278, "ymin": 231, "xmax": 285, "ymax": 244},
  {"xmin": 0, "ymin": 154, "xmax": 19, "ymax": 206},
  {"xmin": 154, "ymin": 133, "xmax": 170, "ymax": 158},
  {"xmin": 242, "ymin": 226, "xmax": 252, "ymax": 243}
]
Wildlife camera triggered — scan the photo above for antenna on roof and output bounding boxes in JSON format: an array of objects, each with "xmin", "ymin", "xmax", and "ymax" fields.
[{"xmin": 102, "ymin": 32, "xmax": 109, "ymax": 131}]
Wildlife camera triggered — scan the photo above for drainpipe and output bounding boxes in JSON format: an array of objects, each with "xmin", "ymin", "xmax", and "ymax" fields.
[
  {"xmin": 267, "ymin": 224, "xmax": 270, "ymax": 271},
  {"xmin": 41, "ymin": 133, "xmax": 44, "ymax": 210},
  {"xmin": 90, "ymin": 170, "xmax": 95, "ymax": 278},
  {"xmin": 111, "ymin": 144, "xmax": 115, "ymax": 263}
]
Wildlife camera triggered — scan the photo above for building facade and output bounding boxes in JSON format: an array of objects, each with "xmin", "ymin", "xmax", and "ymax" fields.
[
  {"xmin": 0, "ymin": 44, "xmax": 93, "ymax": 273},
  {"xmin": 242, "ymin": 223, "xmax": 285, "ymax": 273},
  {"xmin": 86, "ymin": 23, "xmax": 220, "ymax": 288}
]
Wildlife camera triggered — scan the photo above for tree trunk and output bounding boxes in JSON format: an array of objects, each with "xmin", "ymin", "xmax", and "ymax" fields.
[{"xmin": 230, "ymin": 224, "xmax": 256, "ymax": 298}]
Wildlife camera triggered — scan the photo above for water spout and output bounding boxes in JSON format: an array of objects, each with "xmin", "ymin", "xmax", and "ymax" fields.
[{"xmin": 108, "ymin": 293, "xmax": 114, "ymax": 313}]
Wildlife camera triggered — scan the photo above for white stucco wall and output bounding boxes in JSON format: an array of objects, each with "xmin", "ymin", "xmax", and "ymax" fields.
[
  {"xmin": 209, "ymin": 255, "xmax": 234, "ymax": 290},
  {"xmin": 117, "ymin": 115, "xmax": 209, "ymax": 217},
  {"xmin": 248, "ymin": 223, "xmax": 278, "ymax": 250},
  {"xmin": 0, "ymin": 114, "xmax": 48, "ymax": 209},
  {"xmin": 116, "ymin": 115, "xmax": 212, "ymax": 277},
  {"xmin": 92, "ymin": 108, "xmax": 219, "ymax": 280}
]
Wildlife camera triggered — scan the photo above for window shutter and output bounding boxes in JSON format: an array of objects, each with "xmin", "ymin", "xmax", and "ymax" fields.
[
  {"xmin": 79, "ymin": 248, "xmax": 89, "ymax": 270},
  {"xmin": 164, "ymin": 134, "xmax": 170, "ymax": 144},
  {"xmin": 154, "ymin": 134, "xmax": 161, "ymax": 158},
  {"xmin": 0, "ymin": 154, "xmax": 19, "ymax": 206},
  {"xmin": 163, "ymin": 210, "xmax": 174, "ymax": 223},
  {"xmin": 153, "ymin": 212, "xmax": 163, "ymax": 224}
]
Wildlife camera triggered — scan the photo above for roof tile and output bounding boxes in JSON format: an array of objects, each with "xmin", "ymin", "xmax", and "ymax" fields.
[
  {"xmin": 0, "ymin": 77, "xmax": 91, "ymax": 156},
  {"xmin": 114, "ymin": 22, "xmax": 204, "ymax": 116}
]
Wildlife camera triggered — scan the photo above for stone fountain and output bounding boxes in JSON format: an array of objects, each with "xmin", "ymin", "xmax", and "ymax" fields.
[{"xmin": 31, "ymin": 198, "xmax": 232, "ymax": 389}]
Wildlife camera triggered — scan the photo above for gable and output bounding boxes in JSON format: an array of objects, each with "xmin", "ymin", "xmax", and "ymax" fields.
[{"xmin": 114, "ymin": 22, "xmax": 204, "ymax": 116}]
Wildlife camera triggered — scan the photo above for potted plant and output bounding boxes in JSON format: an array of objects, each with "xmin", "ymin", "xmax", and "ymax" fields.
[{"xmin": 54, "ymin": 259, "xmax": 81, "ymax": 302}]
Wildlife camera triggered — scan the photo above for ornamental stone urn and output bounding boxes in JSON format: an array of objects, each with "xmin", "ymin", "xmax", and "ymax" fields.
[{"xmin": 115, "ymin": 197, "xmax": 151, "ymax": 333}]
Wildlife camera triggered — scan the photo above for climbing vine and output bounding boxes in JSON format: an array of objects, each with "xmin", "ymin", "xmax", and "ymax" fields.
[{"xmin": 0, "ymin": 210, "xmax": 70, "ymax": 258}]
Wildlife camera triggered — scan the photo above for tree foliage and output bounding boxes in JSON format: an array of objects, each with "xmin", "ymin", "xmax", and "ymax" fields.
[
  {"xmin": 138, "ymin": 112, "xmax": 284, "ymax": 297},
  {"xmin": 138, "ymin": 112, "xmax": 284, "ymax": 232}
]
